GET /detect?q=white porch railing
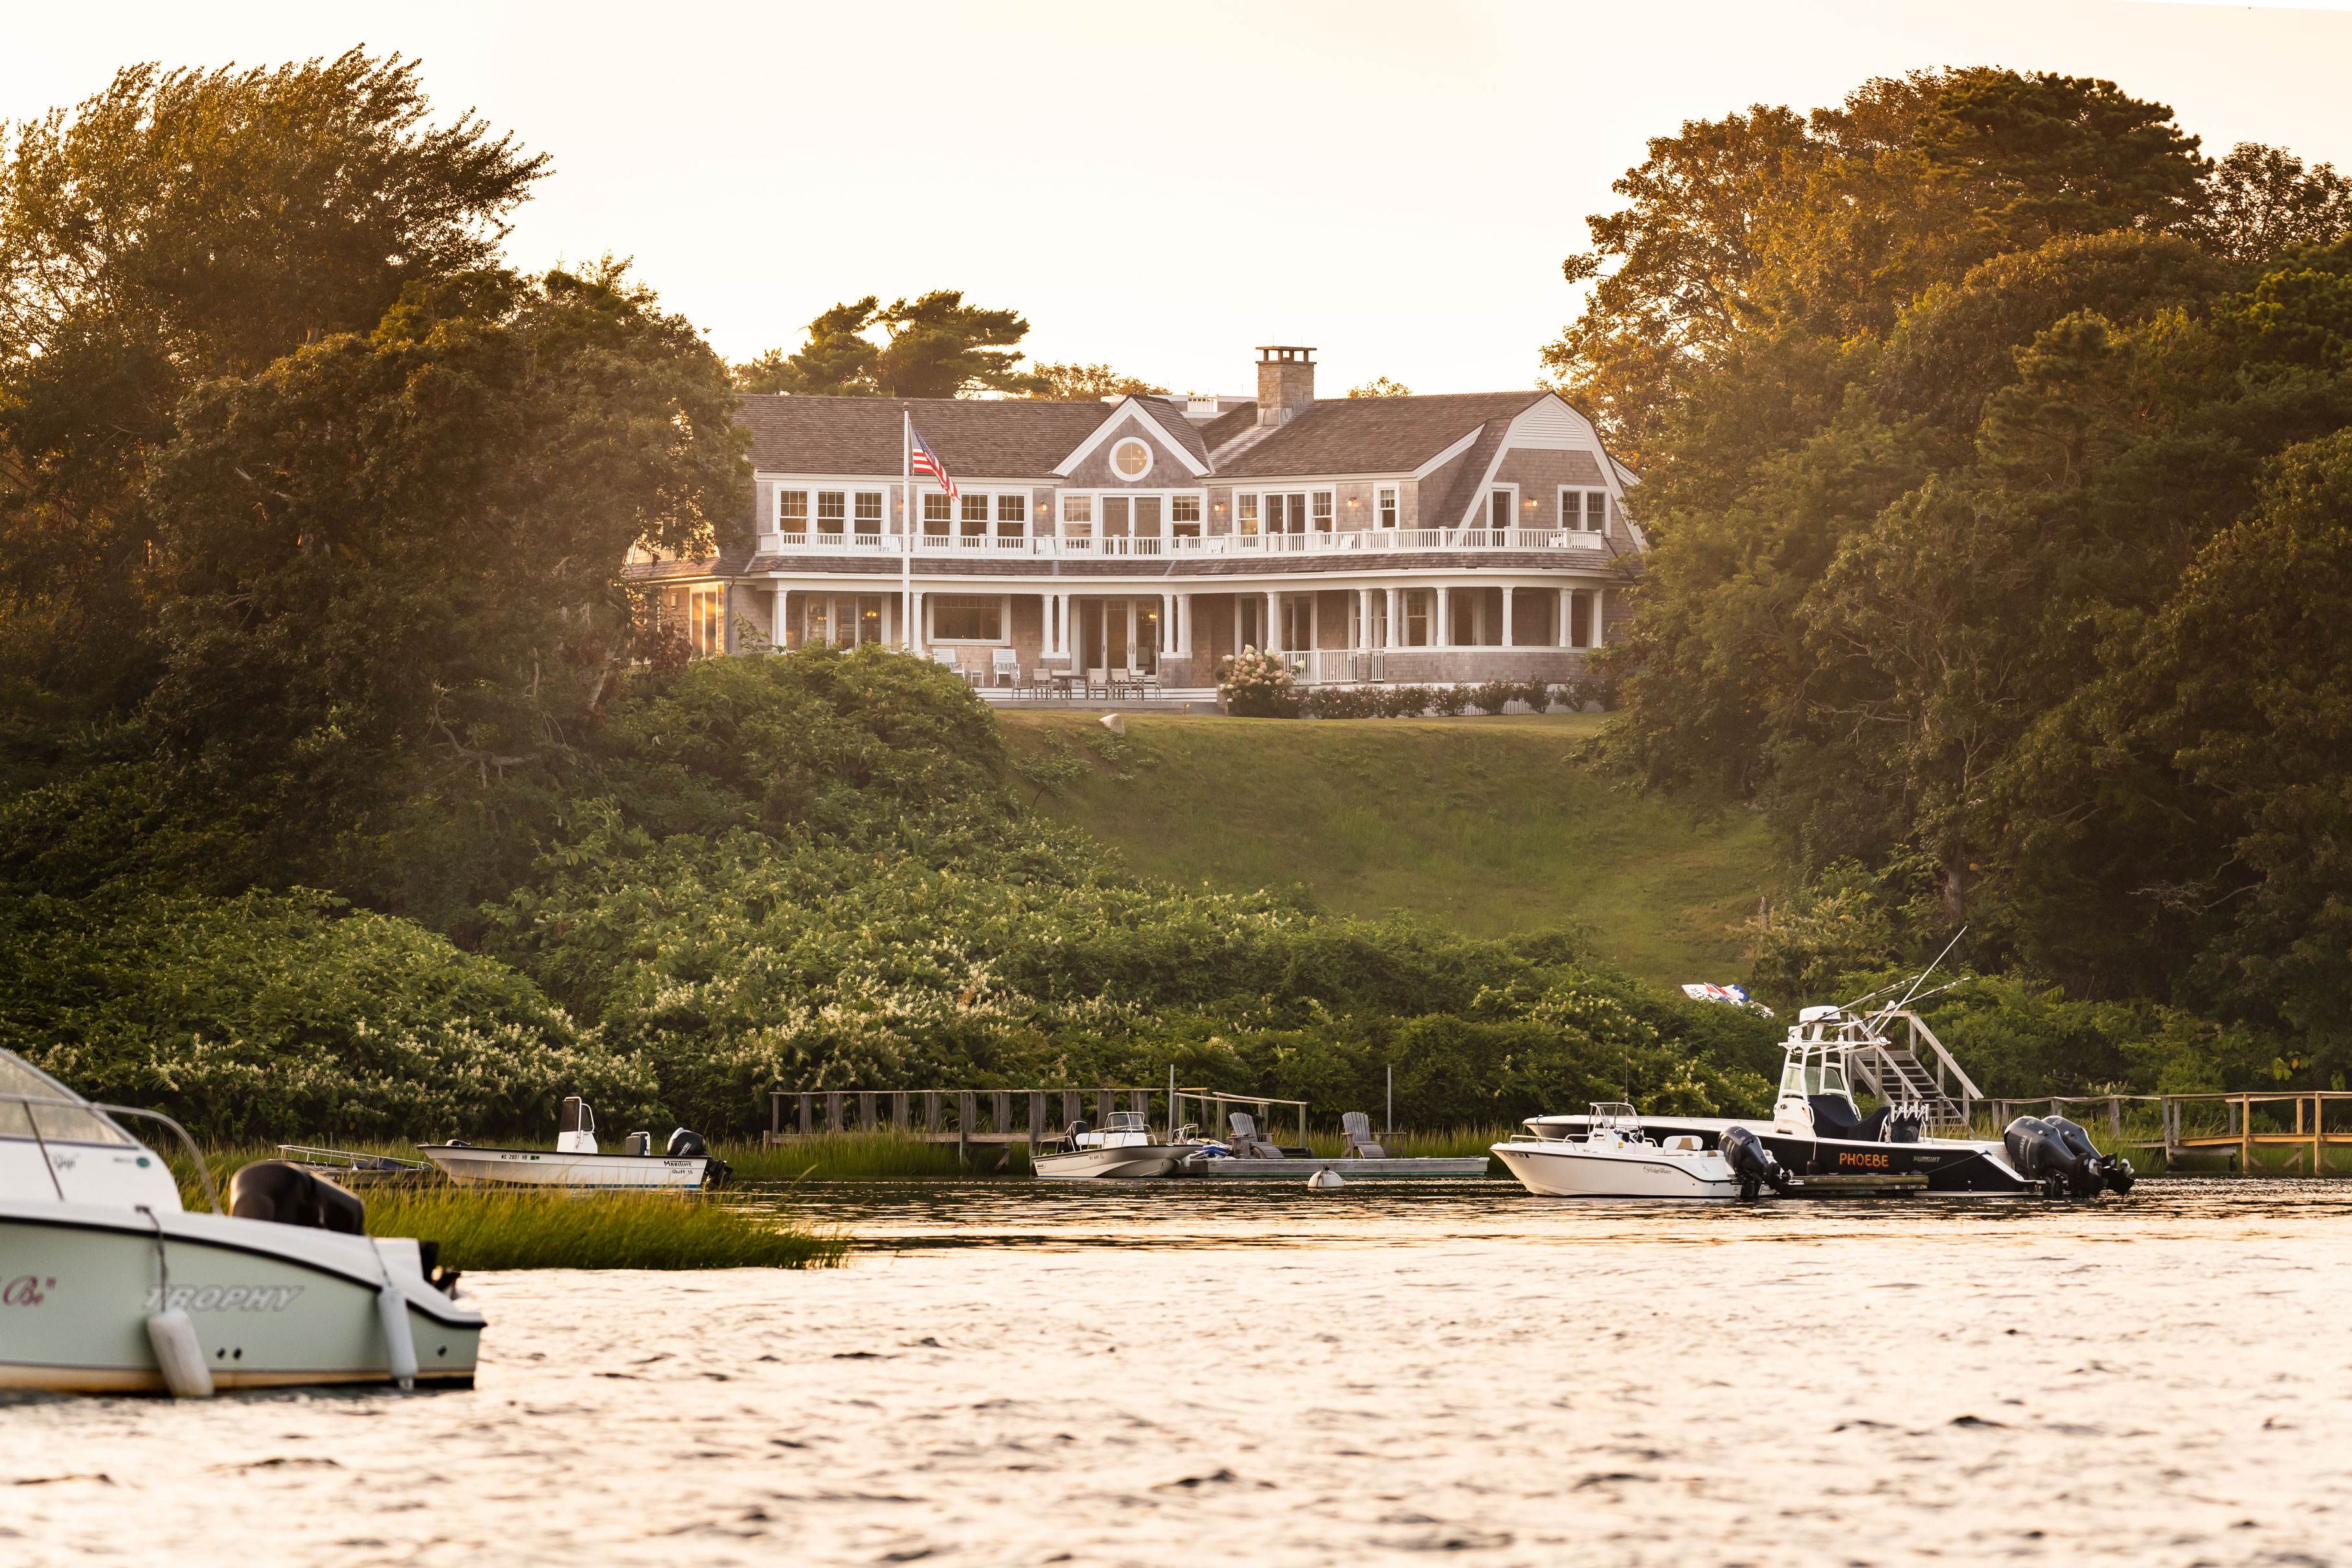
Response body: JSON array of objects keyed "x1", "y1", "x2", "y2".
[{"x1": 758, "y1": 526, "x2": 1612, "y2": 559}]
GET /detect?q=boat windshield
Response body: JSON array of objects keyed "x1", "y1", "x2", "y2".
[
  {"x1": 1106, "y1": 1111, "x2": 1149, "y2": 1133},
  {"x1": 1778, "y1": 1055, "x2": 1851, "y2": 1101},
  {"x1": 0, "y1": 1049, "x2": 137, "y2": 1145}
]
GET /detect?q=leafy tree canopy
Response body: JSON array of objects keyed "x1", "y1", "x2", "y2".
[
  {"x1": 1348, "y1": 376, "x2": 1413, "y2": 398},
  {"x1": 1025, "y1": 361, "x2": 1169, "y2": 400},
  {"x1": 732, "y1": 290, "x2": 1046, "y2": 398},
  {"x1": 0, "y1": 50, "x2": 547, "y2": 694}
]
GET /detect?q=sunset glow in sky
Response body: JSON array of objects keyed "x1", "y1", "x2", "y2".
[{"x1": 8, "y1": 1, "x2": 2350, "y2": 398}]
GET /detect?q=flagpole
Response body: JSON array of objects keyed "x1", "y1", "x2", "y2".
[{"x1": 901, "y1": 404, "x2": 914, "y2": 653}]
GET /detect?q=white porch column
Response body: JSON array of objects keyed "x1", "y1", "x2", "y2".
[
  {"x1": 773, "y1": 586, "x2": 789, "y2": 650},
  {"x1": 1500, "y1": 585, "x2": 1515, "y2": 648},
  {"x1": 1557, "y1": 587, "x2": 1571, "y2": 647},
  {"x1": 1233, "y1": 596, "x2": 1244, "y2": 655},
  {"x1": 1265, "y1": 590, "x2": 1280, "y2": 653},
  {"x1": 1592, "y1": 587, "x2": 1605, "y2": 647},
  {"x1": 1385, "y1": 586, "x2": 1400, "y2": 649}
]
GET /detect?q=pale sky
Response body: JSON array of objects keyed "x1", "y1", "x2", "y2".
[{"x1": 7, "y1": 1, "x2": 2350, "y2": 398}]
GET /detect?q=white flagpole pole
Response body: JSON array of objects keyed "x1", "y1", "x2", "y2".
[{"x1": 901, "y1": 405, "x2": 914, "y2": 653}]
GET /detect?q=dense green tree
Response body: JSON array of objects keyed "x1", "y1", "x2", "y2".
[
  {"x1": 734, "y1": 291, "x2": 1045, "y2": 398},
  {"x1": 140, "y1": 263, "x2": 748, "y2": 904},
  {"x1": 0, "y1": 50, "x2": 546, "y2": 694},
  {"x1": 1026, "y1": 361, "x2": 1168, "y2": 400},
  {"x1": 2188, "y1": 143, "x2": 2352, "y2": 263}
]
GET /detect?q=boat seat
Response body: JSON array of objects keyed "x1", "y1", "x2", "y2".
[
  {"x1": 1808, "y1": 1095, "x2": 1894, "y2": 1143},
  {"x1": 1663, "y1": 1134, "x2": 1704, "y2": 1152}
]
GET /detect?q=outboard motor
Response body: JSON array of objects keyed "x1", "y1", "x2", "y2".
[
  {"x1": 1720, "y1": 1125, "x2": 1792, "y2": 1199},
  {"x1": 1886, "y1": 1103, "x2": 1926, "y2": 1145},
  {"x1": 2003, "y1": 1116, "x2": 2105, "y2": 1200},
  {"x1": 665, "y1": 1126, "x2": 731, "y2": 1188},
  {"x1": 1063, "y1": 1119, "x2": 1091, "y2": 1153},
  {"x1": 2047, "y1": 1114, "x2": 2135, "y2": 1195},
  {"x1": 229, "y1": 1161, "x2": 367, "y2": 1233}
]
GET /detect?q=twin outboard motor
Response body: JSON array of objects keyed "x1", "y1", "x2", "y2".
[
  {"x1": 1720, "y1": 1125, "x2": 1793, "y2": 1199},
  {"x1": 2004, "y1": 1115, "x2": 2135, "y2": 1199},
  {"x1": 229, "y1": 1161, "x2": 367, "y2": 1234},
  {"x1": 1886, "y1": 1103, "x2": 1926, "y2": 1144}
]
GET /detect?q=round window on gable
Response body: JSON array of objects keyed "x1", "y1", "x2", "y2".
[{"x1": 1111, "y1": 438, "x2": 1153, "y2": 479}]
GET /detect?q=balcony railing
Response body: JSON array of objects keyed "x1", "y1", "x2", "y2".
[{"x1": 761, "y1": 527, "x2": 1613, "y2": 560}]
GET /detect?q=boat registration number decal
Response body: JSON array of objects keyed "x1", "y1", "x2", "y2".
[
  {"x1": 1838, "y1": 1152, "x2": 1892, "y2": 1170},
  {"x1": 141, "y1": 1284, "x2": 306, "y2": 1312}
]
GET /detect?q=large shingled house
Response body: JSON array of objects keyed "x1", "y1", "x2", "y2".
[{"x1": 626, "y1": 346, "x2": 1643, "y2": 694}]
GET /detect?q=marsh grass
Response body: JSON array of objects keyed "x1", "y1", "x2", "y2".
[
  {"x1": 364, "y1": 1187, "x2": 847, "y2": 1270},
  {"x1": 159, "y1": 1140, "x2": 847, "y2": 1266}
]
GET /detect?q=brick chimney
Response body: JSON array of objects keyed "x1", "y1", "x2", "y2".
[{"x1": 1255, "y1": 345, "x2": 1316, "y2": 426}]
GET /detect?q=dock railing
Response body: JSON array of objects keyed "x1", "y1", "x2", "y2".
[
  {"x1": 1170, "y1": 1088, "x2": 1309, "y2": 1151},
  {"x1": 765, "y1": 1086, "x2": 1167, "y2": 1156},
  {"x1": 1961, "y1": 1091, "x2": 2352, "y2": 1175}
]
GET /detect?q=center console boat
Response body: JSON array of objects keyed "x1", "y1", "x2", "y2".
[{"x1": 1032, "y1": 1111, "x2": 1204, "y2": 1179}]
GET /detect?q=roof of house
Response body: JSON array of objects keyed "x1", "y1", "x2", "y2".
[
  {"x1": 1212, "y1": 392, "x2": 1549, "y2": 479},
  {"x1": 737, "y1": 393, "x2": 1210, "y2": 478}
]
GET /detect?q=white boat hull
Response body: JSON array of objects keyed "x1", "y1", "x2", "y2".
[
  {"x1": 1492, "y1": 1141, "x2": 1742, "y2": 1199},
  {"x1": 1032, "y1": 1143, "x2": 1201, "y2": 1180},
  {"x1": 0, "y1": 1200, "x2": 483, "y2": 1393},
  {"x1": 421, "y1": 1146, "x2": 715, "y2": 1190}
]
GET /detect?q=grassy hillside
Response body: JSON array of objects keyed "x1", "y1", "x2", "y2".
[{"x1": 1002, "y1": 713, "x2": 1780, "y2": 985}]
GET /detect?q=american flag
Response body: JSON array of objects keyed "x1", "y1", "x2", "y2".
[{"x1": 909, "y1": 423, "x2": 956, "y2": 498}]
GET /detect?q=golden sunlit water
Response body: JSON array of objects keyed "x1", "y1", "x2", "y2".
[{"x1": 6, "y1": 1177, "x2": 2347, "y2": 1565}]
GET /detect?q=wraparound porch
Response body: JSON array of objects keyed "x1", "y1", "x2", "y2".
[{"x1": 746, "y1": 582, "x2": 1618, "y2": 689}]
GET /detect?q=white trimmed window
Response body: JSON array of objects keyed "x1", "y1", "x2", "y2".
[
  {"x1": 854, "y1": 491, "x2": 884, "y2": 533},
  {"x1": 931, "y1": 594, "x2": 1006, "y2": 642},
  {"x1": 817, "y1": 491, "x2": 846, "y2": 533},
  {"x1": 997, "y1": 493, "x2": 1027, "y2": 536},
  {"x1": 1561, "y1": 487, "x2": 1608, "y2": 532},
  {"x1": 1312, "y1": 491, "x2": 1334, "y2": 532},
  {"x1": 1377, "y1": 486, "x2": 1397, "y2": 528},
  {"x1": 923, "y1": 493, "x2": 953, "y2": 533},
  {"x1": 1488, "y1": 487, "x2": 1514, "y2": 530},
  {"x1": 778, "y1": 489, "x2": 809, "y2": 533},
  {"x1": 1171, "y1": 494, "x2": 1201, "y2": 537},
  {"x1": 1061, "y1": 494, "x2": 1093, "y2": 536},
  {"x1": 1111, "y1": 438, "x2": 1153, "y2": 479},
  {"x1": 960, "y1": 493, "x2": 989, "y2": 533},
  {"x1": 1237, "y1": 493, "x2": 1259, "y2": 535}
]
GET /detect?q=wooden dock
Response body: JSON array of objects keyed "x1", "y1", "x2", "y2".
[
  {"x1": 763, "y1": 1086, "x2": 1163, "y2": 1160},
  {"x1": 1964, "y1": 1092, "x2": 2352, "y2": 1175}
]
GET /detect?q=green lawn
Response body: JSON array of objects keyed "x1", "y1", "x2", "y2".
[{"x1": 1001, "y1": 712, "x2": 1782, "y2": 985}]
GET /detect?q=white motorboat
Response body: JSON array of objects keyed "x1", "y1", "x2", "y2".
[
  {"x1": 1493, "y1": 1103, "x2": 1745, "y2": 1198},
  {"x1": 418, "y1": 1097, "x2": 732, "y2": 1190},
  {"x1": 0, "y1": 1049, "x2": 482, "y2": 1396},
  {"x1": 1032, "y1": 1112, "x2": 1204, "y2": 1179}
]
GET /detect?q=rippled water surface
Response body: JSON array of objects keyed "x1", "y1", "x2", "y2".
[{"x1": 9, "y1": 1177, "x2": 2351, "y2": 1566}]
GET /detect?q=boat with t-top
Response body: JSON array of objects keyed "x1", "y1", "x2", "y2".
[{"x1": 1504, "y1": 996, "x2": 2134, "y2": 1198}]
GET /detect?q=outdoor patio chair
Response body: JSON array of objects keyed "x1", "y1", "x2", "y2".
[
  {"x1": 1086, "y1": 666, "x2": 1109, "y2": 699},
  {"x1": 1227, "y1": 1112, "x2": 1285, "y2": 1159},
  {"x1": 1340, "y1": 1111, "x2": 1386, "y2": 1159},
  {"x1": 991, "y1": 648, "x2": 1019, "y2": 687}
]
